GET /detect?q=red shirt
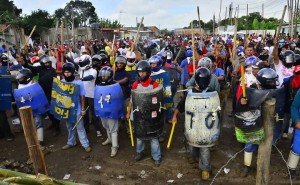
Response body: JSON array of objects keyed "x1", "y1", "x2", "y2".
[{"x1": 132, "y1": 77, "x2": 159, "y2": 90}]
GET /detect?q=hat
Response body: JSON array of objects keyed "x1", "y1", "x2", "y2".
[{"x1": 294, "y1": 65, "x2": 300, "y2": 72}]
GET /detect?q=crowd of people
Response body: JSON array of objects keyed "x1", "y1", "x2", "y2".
[{"x1": 0, "y1": 32, "x2": 300, "y2": 181}]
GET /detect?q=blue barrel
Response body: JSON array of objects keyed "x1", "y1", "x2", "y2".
[{"x1": 292, "y1": 129, "x2": 300, "y2": 155}]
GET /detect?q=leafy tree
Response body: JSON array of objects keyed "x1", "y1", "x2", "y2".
[
  {"x1": 98, "y1": 18, "x2": 121, "y2": 28},
  {"x1": 252, "y1": 18, "x2": 260, "y2": 30},
  {"x1": 260, "y1": 20, "x2": 266, "y2": 29},
  {"x1": 22, "y1": 9, "x2": 54, "y2": 39},
  {"x1": 0, "y1": 0, "x2": 22, "y2": 24},
  {"x1": 54, "y1": 0, "x2": 98, "y2": 27}
]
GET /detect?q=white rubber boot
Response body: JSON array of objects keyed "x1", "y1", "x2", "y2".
[
  {"x1": 110, "y1": 132, "x2": 119, "y2": 157},
  {"x1": 37, "y1": 128, "x2": 44, "y2": 142},
  {"x1": 287, "y1": 151, "x2": 300, "y2": 170}
]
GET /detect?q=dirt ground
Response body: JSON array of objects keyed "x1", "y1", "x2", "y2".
[{"x1": 0, "y1": 96, "x2": 299, "y2": 185}]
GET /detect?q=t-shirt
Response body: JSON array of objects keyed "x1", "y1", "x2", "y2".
[
  {"x1": 274, "y1": 60, "x2": 294, "y2": 88},
  {"x1": 62, "y1": 79, "x2": 85, "y2": 116},
  {"x1": 78, "y1": 67, "x2": 97, "y2": 98}
]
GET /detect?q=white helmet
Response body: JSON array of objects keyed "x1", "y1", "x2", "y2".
[
  {"x1": 126, "y1": 51, "x2": 136, "y2": 59},
  {"x1": 198, "y1": 57, "x2": 212, "y2": 69}
]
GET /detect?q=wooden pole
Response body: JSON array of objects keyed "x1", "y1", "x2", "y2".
[
  {"x1": 22, "y1": 25, "x2": 36, "y2": 49},
  {"x1": 197, "y1": 6, "x2": 202, "y2": 42},
  {"x1": 130, "y1": 17, "x2": 144, "y2": 53},
  {"x1": 276, "y1": 5, "x2": 287, "y2": 37},
  {"x1": 191, "y1": 23, "x2": 196, "y2": 75},
  {"x1": 246, "y1": 4, "x2": 249, "y2": 36},
  {"x1": 256, "y1": 98, "x2": 276, "y2": 185},
  {"x1": 19, "y1": 106, "x2": 48, "y2": 175}
]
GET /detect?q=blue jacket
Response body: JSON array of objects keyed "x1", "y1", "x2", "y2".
[{"x1": 291, "y1": 90, "x2": 300, "y2": 123}]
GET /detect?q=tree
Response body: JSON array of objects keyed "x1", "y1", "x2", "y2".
[
  {"x1": 98, "y1": 18, "x2": 121, "y2": 28},
  {"x1": 54, "y1": 0, "x2": 98, "y2": 28},
  {"x1": 252, "y1": 18, "x2": 260, "y2": 30},
  {"x1": 22, "y1": 9, "x2": 54, "y2": 39},
  {"x1": 0, "y1": 0, "x2": 22, "y2": 24},
  {"x1": 260, "y1": 20, "x2": 266, "y2": 30}
]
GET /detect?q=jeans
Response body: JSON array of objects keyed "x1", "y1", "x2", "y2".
[
  {"x1": 192, "y1": 146, "x2": 211, "y2": 171},
  {"x1": 245, "y1": 143, "x2": 258, "y2": 153},
  {"x1": 34, "y1": 115, "x2": 43, "y2": 129},
  {"x1": 283, "y1": 113, "x2": 291, "y2": 134},
  {"x1": 273, "y1": 119, "x2": 284, "y2": 144},
  {"x1": 136, "y1": 138, "x2": 161, "y2": 161},
  {"x1": 84, "y1": 97, "x2": 101, "y2": 132},
  {"x1": 0, "y1": 111, "x2": 14, "y2": 138},
  {"x1": 66, "y1": 115, "x2": 90, "y2": 148}
]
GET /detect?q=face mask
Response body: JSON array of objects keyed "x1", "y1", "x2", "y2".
[{"x1": 64, "y1": 75, "x2": 75, "y2": 82}]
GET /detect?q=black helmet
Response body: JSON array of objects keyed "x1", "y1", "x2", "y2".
[
  {"x1": 195, "y1": 67, "x2": 211, "y2": 91},
  {"x1": 282, "y1": 50, "x2": 295, "y2": 68},
  {"x1": 16, "y1": 68, "x2": 33, "y2": 84},
  {"x1": 257, "y1": 68, "x2": 278, "y2": 89},
  {"x1": 136, "y1": 60, "x2": 151, "y2": 81},
  {"x1": 62, "y1": 62, "x2": 76, "y2": 74},
  {"x1": 99, "y1": 66, "x2": 113, "y2": 82}
]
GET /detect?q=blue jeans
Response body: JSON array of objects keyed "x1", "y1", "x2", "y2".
[
  {"x1": 66, "y1": 115, "x2": 90, "y2": 149},
  {"x1": 245, "y1": 143, "x2": 258, "y2": 153},
  {"x1": 192, "y1": 146, "x2": 211, "y2": 171},
  {"x1": 34, "y1": 115, "x2": 43, "y2": 129},
  {"x1": 136, "y1": 138, "x2": 161, "y2": 161},
  {"x1": 273, "y1": 119, "x2": 284, "y2": 144}
]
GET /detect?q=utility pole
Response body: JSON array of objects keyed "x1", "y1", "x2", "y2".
[
  {"x1": 247, "y1": 4, "x2": 249, "y2": 35},
  {"x1": 262, "y1": 3, "x2": 264, "y2": 18}
]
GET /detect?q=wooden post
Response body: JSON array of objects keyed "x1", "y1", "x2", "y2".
[
  {"x1": 19, "y1": 106, "x2": 48, "y2": 175},
  {"x1": 256, "y1": 98, "x2": 276, "y2": 185}
]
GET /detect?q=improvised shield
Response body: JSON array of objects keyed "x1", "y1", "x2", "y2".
[
  {"x1": 151, "y1": 71, "x2": 173, "y2": 109},
  {"x1": 14, "y1": 83, "x2": 49, "y2": 116},
  {"x1": 50, "y1": 78, "x2": 80, "y2": 123},
  {"x1": 234, "y1": 109, "x2": 264, "y2": 143},
  {"x1": 0, "y1": 66, "x2": 8, "y2": 75},
  {"x1": 0, "y1": 75, "x2": 12, "y2": 110},
  {"x1": 185, "y1": 90, "x2": 221, "y2": 147},
  {"x1": 94, "y1": 83, "x2": 124, "y2": 119},
  {"x1": 131, "y1": 85, "x2": 164, "y2": 140}
]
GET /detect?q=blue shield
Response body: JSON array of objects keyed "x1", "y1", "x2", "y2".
[
  {"x1": 14, "y1": 83, "x2": 49, "y2": 116},
  {"x1": 0, "y1": 66, "x2": 8, "y2": 75},
  {"x1": 0, "y1": 76, "x2": 12, "y2": 110},
  {"x1": 94, "y1": 83, "x2": 124, "y2": 119},
  {"x1": 151, "y1": 71, "x2": 174, "y2": 109},
  {"x1": 50, "y1": 78, "x2": 80, "y2": 123}
]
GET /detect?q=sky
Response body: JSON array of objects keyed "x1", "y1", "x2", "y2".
[{"x1": 13, "y1": 0, "x2": 287, "y2": 30}]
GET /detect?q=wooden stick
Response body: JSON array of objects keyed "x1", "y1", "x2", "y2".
[
  {"x1": 276, "y1": 5, "x2": 287, "y2": 37},
  {"x1": 256, "y1": 98, "x2": 276, "y2": 185},
  {"x1": 197, "y1": 6, "x2": 203, "y2": 42},
  {"x1": 112, "y1": 34, "x2": 116, "y2": 80},
  {"x1": 19, "y1": 106, "x2": 48, "y2": 176},
  {"x1": 22, "y1": 25, "x2": 36, "y2": 49},
  {"x1": 130, "y1": 17, "x2": 144, "y2": 53},
  {"x1": 191, "y1": 23, "x2": 196, "y2": 75},
  {"x1": 127, "y1": 107, "x2": 134, "y2": 147},
  {"x1": 167, "y1": 122, "x2": 176, "y2": 149},
  {"x1": 240, "y1": 64, "x2": 246, "y2": 97}
]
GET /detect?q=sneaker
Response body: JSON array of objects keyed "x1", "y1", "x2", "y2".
[
  {"x1": 96, "y1": 131, "x2": 102, "y2": 137},
  {"x1": 102, "y1": 139, "x2": 111, "y2": 146},
  {"x1": 241, "y1": 166, "x2": 251, "y2": 177},
  {"x1": 85, "y1": 146, "x2": 92, "y2": 153},
  {"x1": 62, "y1": 144, "x2": 75, "y2": 150},
  {"x1": 134, "y1": 152, "x2": 144, "y2": 162},
  {"x1": 154, "y1": 159, "x2": 161, "y2": 167},
  {"x1": 110, "y1": 148, "x2": 118, "y2": 157},
  {"x1": 201, "y1": 170, "x2": 210, "y2": 180}
]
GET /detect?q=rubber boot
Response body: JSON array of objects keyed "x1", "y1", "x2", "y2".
[
  {"x1": 287, "y1": 151, "x2": 300, "y2": 179},
  {"x1": 37, "y1": 128, "x2": 45, "y2": 150},
  {"x1": 241, "y1": 152, "x2": 252, "y2": 177},
  {"x1": 110, "y1": 132, "x2": 119, "y2": 157}
]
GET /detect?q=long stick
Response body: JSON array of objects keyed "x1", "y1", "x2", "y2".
[
  {"x1": 130, "y1": 17, "x2": 144, "y2": 53},
  {"x1": 240, "y1": 64, "x2": 246, "y2": 97},
  {"x1": 127, "y1": 107, "x2": 134, "y2": 147},
  {"x1": 167, "y1": 122, "x2": 176, "y2": 149},
  {"x1": 22, "y1": 25, "x2": 36, "y2": 49},
  {"x1": 191, "y1": 23, "x2": 196, "y2": 75},
  {"x1": 197, "y1": 6, "x2": 202, "y2": 42},
  {"x1": 112, "y1": 34, "x2": 116, "y2": 80},
  {"x1": 72, "y1": 106, "x2": 89, "y2": 130},
  {"x1": 276, "y1": 5, "x2": 287, "y2": 36},
  {"x1": 174, "y1": 46, "x2": 184, "y2": 64}
]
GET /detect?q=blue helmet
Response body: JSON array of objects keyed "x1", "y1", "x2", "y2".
[
  {"x1": 148, "y1": 55, "x2": 163, "y2": 72},
  {"x1": 245, "y1": 56, "x2": 258, "y2": 67},
  {"x1": 185, "y1": 49, "x2": 193, "y2": 57},
  {"x1": 237, "y1": 46, "x2": 244, "y2": 57}
]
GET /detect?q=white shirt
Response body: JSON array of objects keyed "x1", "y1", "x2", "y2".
[
  {"x1": 78, "y1": 67, "x2": 97, "y2": 98},
  {"x1": 18, "y1": 81, "x2": 34, "y2": 89},
  {"x1": 274, "y1": 60, "x2": 294, "y2": 88}
]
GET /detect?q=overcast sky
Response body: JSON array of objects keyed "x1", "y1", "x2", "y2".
[{"x1": 14, "y1": 0, "x2": 287, "y2": 30}]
